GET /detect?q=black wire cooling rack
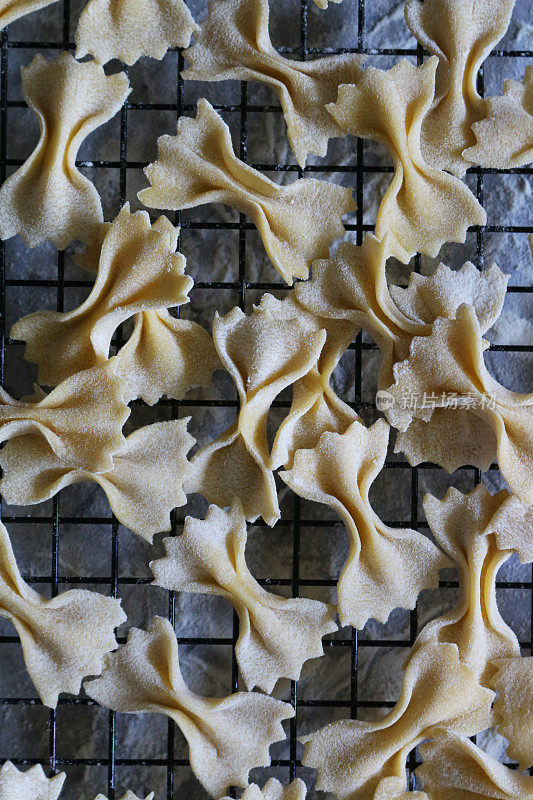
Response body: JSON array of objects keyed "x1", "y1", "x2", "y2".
[{"x1": 0, "y1": 0, "x2": 532, "y2": 798}]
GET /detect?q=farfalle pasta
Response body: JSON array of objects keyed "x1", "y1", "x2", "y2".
[
  {"x1": 185, "y1": 304, "x2": 326, "y2": 526},
  {"x1": 12, "y1": 205, "x2": 196, "y2": 388},
  {"x1": 76, "y1": 0, "x2": 198, "y2": 65},
  {"x1": 0, "y1": 520, "x2": 125, "y2": 708},
  {"x1": 85, "y1": 616, "x2": 294, "y2": 798},
  {"x1": 386, "y1": 305, "x2": 533, "y2": 503},
  {"x1": 302, "y1": 641, "x2": 494, "y2": 800},
  {"x1": 151, "y1": 501, "x2": 337, "y2": 692},
  {"x1": 464, "y1": 66, "x2": 533, "y2": 169},
  {"x1": 221, "y1": 780, "x2": 307, "y2": 800},
  {"x1": 0, "y1": 419, "x2": 194, "y2": 541},
  {"x1": 489, "y1": 657, "x2": 533, "y2": 770},
  {"x1": 405, "y1": 0, "x2": 516, "y2": 175},
  {"x1": 183, "y1": 0, "x2": 363, "y2": 167},
  {"x1": 138, "y1": 99, "x2": 355, "y2": 284},
  {"x1": 0, "y1": 0, "x2": 59, "y2": 29},
  {"x1": 327, "y1": 59, "x2": 486, "y2": 262},
  {"x1": 0, "y1": 53, "x2": 130, "y2": 249},
  {"x1": 0, "y1": 362, "x2": 128, "y2": 474},
  {"x1": 258, "y1": 293, "x2": 358, "y2": 469},
  {"x1": 0, "y1": 762, "x2": 65, "y2": 800},
  {"x1": 281, "y1": 420, "x2": 447, "y2": 628},
  {"x1": 414, "y1": 485, "x2": 522, "y2": 683},
  {"x1": 417, "y1": 731, "x2": 533, "y2": 800}
]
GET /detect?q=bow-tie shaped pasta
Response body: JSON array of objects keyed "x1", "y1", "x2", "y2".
[
  {"x1": 183, "y1": 0, "x2": 363, "y2": 167},
  {"x1": 0, "y1": 762, "x2": 65, "y2": 800},
  {"x1": 76, "y1": 0, "x2": 198, "y2": 65},
  {"x1": 295, "y1": 234, "x2": 507, "y2": 398},
  {"x1": 151, "y1": 501, "x2": 337, "y2": 692},
  {"x1": 0, "y1": 0, "x2": 59, "y2": 31},
  {"x1": 301, "y1": 641, "x2": 494, "y2": 800},
  {"x1": 0, "y1": 362, "x2": 128, "y2": 474},
  {"x1": 0, "y1": 419, "x2": 194, "y2": 542},
  {"x1": 138, "y1": 99, "x2": 355, "y2": 284},
  {"x1": 0, "y1": 520, "x2": 125, "y2": 708},
  {"x1": 0, "y1": 53, "x2": 130, "y2": 249},
  {"x1": 85, "y1": 616, "x2": 294, "y2": 799},
  {"x1": 405, "y1": 0, "x2": 517, "y2": 175},
  {"x1": 11, "y1": 205, "x2": 199, "y2": 390},
  {"x1": 185, "y1": 304, "x2": 326, "y2": 526},
  {"x1": 414, "y1": 485, "x2": 523, "y2": 684},
  {"x1": 221, "y1": 780, "x2": 307, "y2": 800},
  {"x1": 281, "y1": 420, "x2": 447, "y2": 628},
  {"x1": 257, "y1": 293, "x2": 358, "y2": 470},
  {"x1": 417, "y1": 731, "x2": 533, "y2": 800},
  {"x1": 489, "y1": 657, "x2": 533, "y2": 770},
  {"x1": 386, "y1": 305, "x2": 533, "y2": 503},
  {"x1": 327, "y1": 59, "x2": 486, "y2": 262},
  {"x1": 463, "y1": 67, "x2": 533, "y2": 169}
]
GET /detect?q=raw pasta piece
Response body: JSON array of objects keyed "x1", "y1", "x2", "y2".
[
  {"x1": 0, "y1": 420, "x2": 194, "y2": 542},
  {"x1": 301, "y1": 641, "x2": 494, "y2": 800},
  {"x1": 0, "y1": 762, "x2": 65, "y2": 800},
  {"x1": 185, "y1": 304, "x2": 326, "y2": 526},
  {"x1": 151, "y1": 501, "x2": 337, "y2": 692},
  {"x1": 85, "y1": 616, "x2": 294, "y2": 798},
  {"x1": 312, "y1": 0, "x2": 341, "y2": 7},
  {"x1": 280, "y1": 420, "x2": 447, "y2": 628},
  {"x1": 11, "y1": 205, "x2": 193, "y2": 387},
  {"x1": 95, "y1": 794, "x2": 154, "y2": 800},
  {"x1": 417, "y1": 730, "x2": 533, "y2": 800},
  {"x1": 373, "y1": 778, "x2": 428, "y2": 800},
  {"x1": 220, "y1": 779, "x2": 307, "y2": 800},
  {"x1": 386, "y1": 305, "x2": 533, "y2": 503},
  {"x1": 464, "y1": 66, "x2": 533, "y2": 169},
  {"x1": 0, "y1": 362, "x2": 128, "y2": 474},
  {"x1": 327, "y1": 59, "x2": 486, "y2": 262},
  {"x1": 0, "y1": 53, "x2": 130, "y2": 249},
  {"x1": 76, "y1": 0, "x2": 198, "y2": 65},
  {"x1": 183, "y1": 0, "x2": 364, "y2": 166},
  {"x1": 115, "y1": 310, "x2": 220, "y2": 406},
  {"x1": 0, "y1": 520, "x2": 125, "y2": 708},
  {"x1": 258, "y1": 293, "x2": 358, "y2": 469},
  {"x1": 414, "y1": 485, "x2": 521, "y2": 684},
  {"x1": 489, "y1": 657, "x2": 533, "y2": 770},
  {"x1": 138, "y1": 99, "x2": 355, "y2": 284},
  {"x1": 0, "y1": 0, "x2": 60, "y2": 30},
  {"x1": 405, "y1": 0, "x2": 517, "y2": 176},
  {"x1": 295, "y1": 235, "x2": 507, "y2": 391}
]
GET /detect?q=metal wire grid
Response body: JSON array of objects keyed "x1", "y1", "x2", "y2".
[{"x1": 0, "y1": 0, "x2": 531, "y2": 798}]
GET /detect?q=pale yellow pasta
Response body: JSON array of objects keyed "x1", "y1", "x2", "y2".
[
  {"x1": 0, "y1": 520, "x2": 125, "y2": 708},
  {"x1": 183, "y1": 0, "x2": 363, "y2": 166},
  {"x1": 220, "y1": 780, "x2": 307, "y2": 800},
  {"x1": 11, "y1": 205, "x2": 192, "y2": 387},
  {"x1": 464, "y1": 66, "x2": 533, "y2": 169},
  {"x1": 0, "y1": 53, "x2": 129, "y2": 249},
  {"x1": 489, "y1": 657, "x2": 533, "y2": 770},
  {"x1": 0, "y1": 420, "x2": 194, "y2": 542},
  {"x1": 258, "y1": 293, "x2": 358, "y2": 469},
  {"x1": 96, "y1": 794, "x2": 154, "y2": 800},
  {"x1": 0, "y1": 362, "x2": 128, "y2": 474},
  {"x1": 281, "y1": 420, "x2": 447, "y2": 628},
  {"x1": 76, "y1": 0, "x2": 198, "y2": 65},
  {"x1": 0, "y1": 762, "x2": 65, "y2": 800},
  {"x1": 151, "y1": 501, "x2": 337, "y2": 693},
  {"x1": 417, "y1": 731, "x2": 533, "y2": 800},
  {"x1": 85, "y1": 616, "x2": 295, "y2": 799},
  {"x1": 386, "y1": 305, "x2": 533, "y2": 503},
  {"x1": 405, "y1": 0, "x2": 516, "y2": 175},
  {"x1": 185, "y1": 304, "x2": 326, "y2": 526},
  {"x1": 138, "y1": 99, "x2": 355, "y2": 284},
  {"x1": 415, "y1": 485, "x2": 522, "y2": 684},
  {"x1": 0, "y1": 0, "x2": 59, "y2": 31},
  {"x1": 301, "y1": 641, "x2": 494, "y2": 800},
  {"x1": 327, "y1": 59, "x2": 486, "y2": 262}
]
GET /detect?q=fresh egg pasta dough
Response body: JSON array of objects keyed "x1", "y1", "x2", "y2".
[
  {"x1": 0, "y1": 0, "x2": 59, "y2": 31},
  {"x1": 220, "y1": 780, "x2": 307, "y2": 800},
  {"x1": 489, "y1": 657, "x2": 533, "y2": 770}
]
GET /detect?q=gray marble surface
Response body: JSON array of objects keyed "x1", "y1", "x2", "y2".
[{"x1": 0, "y1": 1, "x2": 531, "y2": 798}]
